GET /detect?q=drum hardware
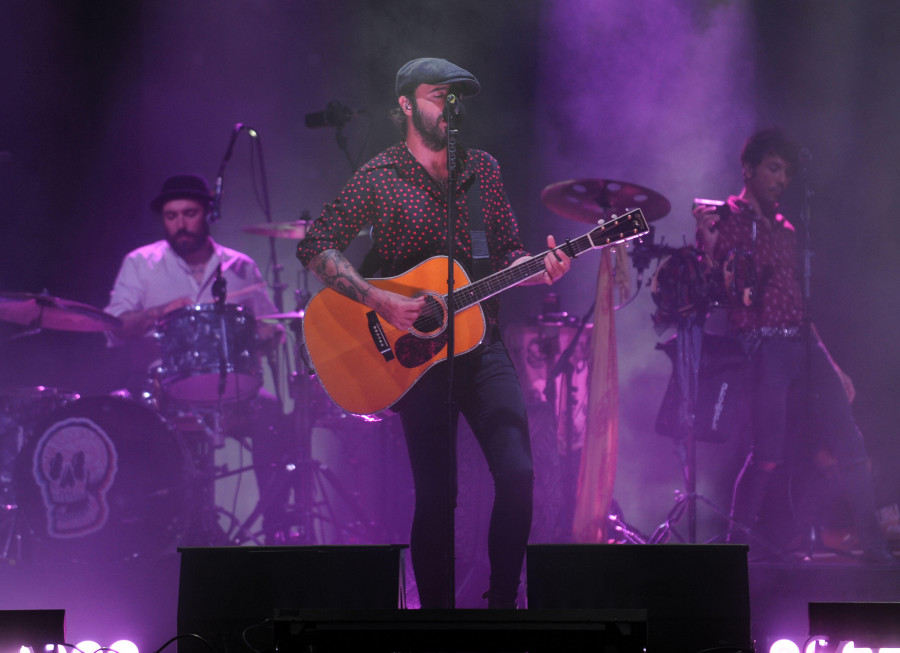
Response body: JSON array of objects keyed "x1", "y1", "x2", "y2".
[
  {"x1": 178, "y1": 419, "x2": 239, "y2": 547},
  {"x1": 648, "y1": 252, "x2": 740, "y2": 545},
  {"x1": 220, "y1": 277, "x2": 386, "y2": 546},
  {"x1": 258, "y1": 310, "x2": 304, "y2": 321},
  {"x1": 0, "y1": 291, "x2": 122, "y2": 335}
]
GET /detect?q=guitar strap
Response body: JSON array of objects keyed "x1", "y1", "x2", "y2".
[{"x1": 464, "y1": 173, "x2": 492, "y2": 281}]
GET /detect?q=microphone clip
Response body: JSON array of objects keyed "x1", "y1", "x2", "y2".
[{"x1": 212, "y1": 263, "x2": 227, "y2": 309}]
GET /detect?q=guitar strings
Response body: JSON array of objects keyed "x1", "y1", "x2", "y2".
[{"x1": 406, "y1": 212, "x2": 645, "y2": 327}]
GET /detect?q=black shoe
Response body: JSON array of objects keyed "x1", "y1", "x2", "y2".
[{"x1": 482, "y1": 590, "x2": 518, "y2": 609}]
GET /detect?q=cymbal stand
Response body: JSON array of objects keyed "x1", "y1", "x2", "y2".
[
  {"x1": 178, "y1": 412, "x2": 233, "y2": 546},
  {"x1": 648, "y1": 317, "x2": 709, "y2": 544},
  {"x1": 0, "y1": 417, "x2": 22, "y2": 561},
  {"x1": 225, "y1": 274, "x2": 382, "y2": 545},
  {"x1": 543, "y1": 300, "x2": 594, "y2": 534}
]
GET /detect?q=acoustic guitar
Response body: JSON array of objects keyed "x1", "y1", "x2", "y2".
[{"x1": 303, "y1": 208, "x2": 649, "y2": 415}]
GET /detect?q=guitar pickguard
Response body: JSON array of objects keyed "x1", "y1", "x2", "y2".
[{"x1": 395, "y1": 331, "x2": 449, "y2": 368}]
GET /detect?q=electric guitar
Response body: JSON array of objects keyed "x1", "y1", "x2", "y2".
[{"x1": 303, "y1": 208, "x2": 649, "y2": 415}]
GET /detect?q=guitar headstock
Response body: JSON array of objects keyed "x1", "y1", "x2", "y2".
[{"x1": 587, "y1": 208, "x2": 650, "y2": 249}]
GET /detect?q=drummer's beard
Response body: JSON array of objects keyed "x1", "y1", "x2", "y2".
[{"x1": 167, "y1": 224, "x2": 210, "y2": 258}]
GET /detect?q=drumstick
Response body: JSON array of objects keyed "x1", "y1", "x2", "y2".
[{"x1": 225, "y1": 282, "x2": 268, "y2": 302}]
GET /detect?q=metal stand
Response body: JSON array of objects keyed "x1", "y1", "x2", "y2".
[
  {"x1": 216, "y1": 281, "x2": 382, "y2": 546},
  {"x1": 649, "y1": 318, "x2": 729, "y2": 544}
]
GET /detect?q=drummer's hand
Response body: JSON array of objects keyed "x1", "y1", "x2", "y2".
[
  {"x1": 159, "y1": 296, "x2": 193, "y2": 318},
  {"x1": 118, "y1": 296, "x2": 192, "y2": 339}
]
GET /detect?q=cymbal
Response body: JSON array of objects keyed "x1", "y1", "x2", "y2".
[
  {"x1": 258, "y1": 310, "x2": 305, "y2": 321},
  {"x1": 0, "y1": 292, "x2": 123, "y2": 332},
  {"x1": 242, "y1": 220, "x2": 312, "y2": 239},
  {"x1": 540, "y1": 178, "x2": 671, "y2": 223}
]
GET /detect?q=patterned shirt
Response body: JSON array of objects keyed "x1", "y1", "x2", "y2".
[
  {"x1": 707, "y1": 196, "x2": 804, "y2": 331},
  {"x1": 296, "y1": 142, "x2": 529, "y2": 328}
]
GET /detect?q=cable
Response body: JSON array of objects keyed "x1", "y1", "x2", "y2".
[{"x1": 150, "y1": 633, "x2": 219, "y2": 653}]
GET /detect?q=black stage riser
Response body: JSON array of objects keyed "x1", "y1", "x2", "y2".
[
  {"x1": 526, "y1": 543, "x2": 753, "y2": 653},
  {"x1": 176, "y1": 545, "x2": 406, "y2": 653}
]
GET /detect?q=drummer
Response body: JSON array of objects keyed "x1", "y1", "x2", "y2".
[
  {"x1": 106, "y1": 174, "x2": 280, "y2": 341},
  {"x1": 104, "y1": 173, "x2": 291, "y2": 542}
]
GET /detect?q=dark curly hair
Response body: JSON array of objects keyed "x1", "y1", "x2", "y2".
[{"x1": 740, "y1": 127, "x2": 800, "y2": 174}]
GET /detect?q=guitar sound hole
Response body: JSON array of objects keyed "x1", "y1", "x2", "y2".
[{"x1": 412, "y1": 295, "x2": 445, "y2": 336}]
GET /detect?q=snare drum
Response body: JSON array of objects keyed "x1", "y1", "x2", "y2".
[
  {"x1": 155, "y1": 303, "x2": 261, "y2": 404},
  {"x1": 14, "y1": 395, "x2": 193, "y2": 563}
]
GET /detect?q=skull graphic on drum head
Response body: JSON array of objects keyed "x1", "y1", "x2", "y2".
[{"x1": 32, "y1": 417, "x2": 118, "y2": 538}]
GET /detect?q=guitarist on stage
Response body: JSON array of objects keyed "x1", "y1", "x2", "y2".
[
  {"x1": 694, "y1": 128, "x2": 891, "y2": 562},
  {"x1": 296, "y1": 57, "x2": 571, "y2": 608}
]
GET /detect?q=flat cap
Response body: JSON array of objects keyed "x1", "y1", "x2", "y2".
[{"x1": 395, "y1": 57, "x2": 481, "y2": 98}]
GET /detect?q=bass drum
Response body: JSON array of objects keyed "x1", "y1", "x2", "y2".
[
  {"x1": 1, "y1": 386, "x2": 79, "y2": 491},
  {"x1": 15, "y1": 395, "x2": 193, "y2": 564}
]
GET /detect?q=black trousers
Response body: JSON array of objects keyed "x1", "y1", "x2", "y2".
[{"x1": 397, "y1": 333, "x2": 533, "y2": 608}]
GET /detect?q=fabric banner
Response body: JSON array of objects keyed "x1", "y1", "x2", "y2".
[{"x1": 572, "y1": 246, "x2": 624, "y2": 542}]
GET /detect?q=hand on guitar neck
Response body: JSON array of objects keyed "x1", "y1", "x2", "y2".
[{"x1": 511, "y1": 234, "x2": 572, "y2": 286}]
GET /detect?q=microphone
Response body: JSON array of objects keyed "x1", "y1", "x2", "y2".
[
  {"x1": 443, "y1": 94, "x2": 465, "y2": 123},
  {"x1": 304, "y1": 101, "x2": 363, "y2": 129},
  {"x1": 210, "y1": 123, "x2": 247, "y2": 223}
]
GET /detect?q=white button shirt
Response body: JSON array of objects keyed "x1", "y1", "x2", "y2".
[{"x1": 105, "y1": 238, "x2": 278, "y2": 325}]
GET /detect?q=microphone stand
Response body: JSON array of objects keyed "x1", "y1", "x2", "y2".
[
  {"x1": 211, "y1": 123, "x2": 243, "y2": 224},
  {"x1": 797, "y1": 148, "x2": 818, "y2": 553},
  {"x1": 441, "y1": 95, "x2": 461, "y2": 609},
  {"x1": 249, "y1": 129, "x2": 286, "y2": 314}
]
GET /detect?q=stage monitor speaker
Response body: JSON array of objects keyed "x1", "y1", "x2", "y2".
[
  {"x1": 0, "y1": 609, "x2": 65, "y2": 649},
  {"x1": 527, "y1": 543, "x2": 752, "y2": 653},
  {"x1": 176, "y1": 545, "x2": 406, "y2": 653},
  {"x1": 273, "y1": 608, "x2": 648, "y2": 652}
]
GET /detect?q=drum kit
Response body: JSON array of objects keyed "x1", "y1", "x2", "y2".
[{"x1": 0, "y1": 289, "x2": 287, "y2": 563}]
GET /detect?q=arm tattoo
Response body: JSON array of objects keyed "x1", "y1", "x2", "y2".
[{"x1": 310, "y1": 249, "x2": 373, "y2": 305}]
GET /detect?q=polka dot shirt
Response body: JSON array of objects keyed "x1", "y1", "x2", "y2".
[
  {"x1": 296, "y1": 142, "x2": 530, "y2": 328},
  {"x1": 710, "y1": 197, "x2": 804, "y2": 331}
]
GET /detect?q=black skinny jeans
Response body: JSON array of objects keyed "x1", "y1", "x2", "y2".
[{"x1": 398, "y1": 332, "x2": 534, "y2": 608}]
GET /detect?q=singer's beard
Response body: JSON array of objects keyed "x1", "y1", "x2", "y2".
[{"x1": 411, "y1": 101, "x2": 447, "y2": 152}]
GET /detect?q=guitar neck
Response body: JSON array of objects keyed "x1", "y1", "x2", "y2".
[
  {"x1": 448, "y1": 234, "x2": 590, "y2": 312},
  {"x1": 448, "y1": 208, "x2": 648, "y2": 312}
]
